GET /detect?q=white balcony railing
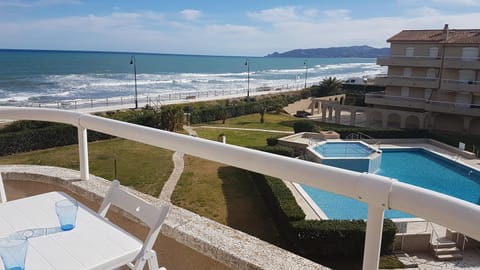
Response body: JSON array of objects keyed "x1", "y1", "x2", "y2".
[{"x1": 1, "y1": 107, "x2": 480, "y2": 270}]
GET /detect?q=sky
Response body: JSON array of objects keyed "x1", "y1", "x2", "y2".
[{"x1": 0, "y1": 0, "x2": 479, "y2": 56}]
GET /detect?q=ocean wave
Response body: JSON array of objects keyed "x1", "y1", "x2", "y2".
[{"x1": 0, "y1": 59, "x2": 383, "y2": 104}]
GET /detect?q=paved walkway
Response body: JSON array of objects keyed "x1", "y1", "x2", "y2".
[{"x1": 158, "y1": 126, "x2": 197, "y2": 201}]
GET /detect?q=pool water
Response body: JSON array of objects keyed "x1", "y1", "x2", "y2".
[
  {"x1": 314, "y1": 142, "x2": 375, "y2": 157},
  {"x1": 302, "y1": 148, "x2": 480, "y2": 219}
]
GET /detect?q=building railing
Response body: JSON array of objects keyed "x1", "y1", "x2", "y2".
[
  {"x1": 365, "y1": 91, "x2": 427, "y2": 103},
  {"x1": 1, "y1": 107, "x2": 480, "y2": 270},
  {"x1": 442, "y1": 79, "x2": 480, "y2": 86},
  {"x1": 376, "y1": 74, "x2": 438, "y2": 82},
  {"x1": 365, "y1": 91, "x2": 480, "y2": 110},
  {"x1": 377, "y1": 55, "x2": 441, "y2": 60},
  {"x1": 378, "y1": 55, "x2": 480, "y2": 61}
]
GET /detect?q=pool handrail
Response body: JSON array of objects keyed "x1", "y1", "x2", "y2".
[{"x1": 1, "y1": 107, "x2": 480, "y2": 270}]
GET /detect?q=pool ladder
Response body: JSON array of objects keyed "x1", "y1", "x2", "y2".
[{"x1": 345, "y1": 132, "x2": 381, "y2": 150}]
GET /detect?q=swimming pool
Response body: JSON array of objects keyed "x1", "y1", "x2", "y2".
[
  {"x1": 313, "y1": 142, "x2": 375, "y2": 157},
  {"x1": 301, "y1": 148, "x2": 480, "y2": 219},
  {"x1": 309, "y1": 141, "x2": 382, "y2": 173}
]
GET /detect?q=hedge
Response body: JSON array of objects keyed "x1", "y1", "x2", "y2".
[
  {"x1": 249, "y1": 144, "x2": 397, "y2": 260},
  {"x1": 250, "y1": 173, "x2": 306, "y2": 222},
  {"x1": 291, "y1": 219, "x2": 397, "y2": 258},
  {"x1": 251, "y1": 146, "x2": 294, "y2": 157},
  {"x1": 0, "y1": 124, "x2": 112, "y2": 156},
  {"x1": 293, "y1": 120, "x2": 319, "y2": 133},
  {"x1": 189, "y1": 92, "x2": 307, "y2": 124}
]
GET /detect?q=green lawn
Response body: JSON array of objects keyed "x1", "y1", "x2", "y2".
[
  {"x1": 201, "y1": 112, "x2": 296, "y2": 131},
  {"x1": 195, "y1": 128, "x2": 283, "y2": 148},
  {"x1": 0, "y1": 138, "x2": 174, "y2": 196}
]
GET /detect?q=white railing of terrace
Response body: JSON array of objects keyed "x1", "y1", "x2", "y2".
[{"x1": 1, "y1": 107, "x2": 480, "y2": 270}]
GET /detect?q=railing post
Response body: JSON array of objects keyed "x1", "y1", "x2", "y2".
[
  {"x1": 77, "y1": 127, "x2": 89, "y2": 181},
  {"x1": 362, "y1": 205, "x2": 384, "y2": 270}
]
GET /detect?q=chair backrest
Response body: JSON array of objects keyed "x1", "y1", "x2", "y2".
[
  {"x1": 0, "y1": 174, "x2": 6, "y2": 204},
  {"x1": 98, "y1": 180, "x2": 170, "y2": 258}
]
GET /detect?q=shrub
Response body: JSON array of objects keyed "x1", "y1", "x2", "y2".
[
  {"x1": 160, "y1": 105, "x2": 184, "y2": 131},
  {"x1": 252, "y1": 145, "x2": 294, "y2": 157},
  {"x1": 291, "y1": 219, "x2": 397, "y2": 258},
  {"x1": 266, "y1": 137, "x2": 279, "y2": 146},
  {"x1": 250, "y1": 172, "x2": 306, "y2": 223},
  {"x1": 0, "y1": 124, "x2": 112, "y2": 156},
  {"x1": 293, "y1": 120, "x2": 318, "y2": 133}
]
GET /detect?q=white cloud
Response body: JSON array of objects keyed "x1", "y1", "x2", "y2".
[
  {"x1": 405, "y1": 6, "x2": 441, "y2": 17},
  {"x1": 180, "y1": 9, "x2": 202, "y2": 21},
  {"x1": 398, "y1": 0, "x2": 480, "y2": 6},
  {"x1": 1, "y1": 7, "x2": 480, "y2": 56},
  {"x1": 323, "y1": 9, "x2": 351, "y2": 20},
  {"x1": 431, "y1": 0, "x2": 480, "y2": 5},
  {"x1": 247, "y1": 6, "x2": 299, "y2": 23}
]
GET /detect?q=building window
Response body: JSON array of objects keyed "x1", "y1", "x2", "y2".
[
  {"x1": 403, "y1": 67, "x2": 412, "y2": 77},
  {"x1": 462, "y1": 47, "x2": 479, "y2": 61},
  {"x1": 459, "y1": 70, "x2": 476, "y2": 83},
  {"x1": 429, "y1": 47, "x2": 439, "y2": 58},
  {"x1": 405, "y1": 47, "x2": 414, "y2": 57},
  {"x1": 426, "y1": 68, "x2": 436, "y2": 78},
  {"x1": 401, "y1": 87, "x2": 410, "y2": 97}
]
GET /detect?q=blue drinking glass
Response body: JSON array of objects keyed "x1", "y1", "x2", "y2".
[
  {"x1": 55, "y1": 199, "x2": 78, "y2": 231},
  {"x1": 0, "y1": 237, "x2": 28, "y2": 270}
]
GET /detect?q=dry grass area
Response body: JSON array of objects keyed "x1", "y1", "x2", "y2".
[{"x1": 171, "y1": 155, "x2": 284, "y2": 246}]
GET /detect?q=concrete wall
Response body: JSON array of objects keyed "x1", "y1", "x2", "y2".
[{"x1": 394, "y1": 233, "x2": 431, "y2": 252}]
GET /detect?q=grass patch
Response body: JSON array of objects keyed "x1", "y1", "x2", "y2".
[
  {"x1": 380, "y1": 255, "x2": 405, "y2": 269},
  {"x1": 203, "y1": 112, "x2": 296, "y2": 131},
  {"x1": 0, "y1": 138, "x2": 173, "y2": 196},
  {"x1": 195, "y1": 128, "x2": 282, "y2": 148},
  {"x1": 171, "y1": 155, "x2": 284, "y2": 246}
]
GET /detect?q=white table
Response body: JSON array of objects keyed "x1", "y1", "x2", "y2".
[{"x1": 0, "y1": 192, "x2": 143, "y2": 270}]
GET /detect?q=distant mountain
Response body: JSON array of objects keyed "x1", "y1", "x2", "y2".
[{"x1": 266, "y1": 45, "x2": 389, "y2": 58}]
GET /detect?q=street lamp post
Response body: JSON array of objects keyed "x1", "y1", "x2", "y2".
[
  {"x1": 245, "y1": 59, "x2": 250, "y2": 101},
  {"x1": 304, "y1": 61, "x2": 308, "y2": 89},
  {"x1": 130, "y1": 56, "x2": 138, "y2": 109}
]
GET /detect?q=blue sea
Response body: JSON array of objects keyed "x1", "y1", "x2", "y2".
[{"x1": 0, "y1": 49, "x2": 384, "y2": 105}]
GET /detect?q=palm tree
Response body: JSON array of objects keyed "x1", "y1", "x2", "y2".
[{"x1": 320, "y1": 77, "x2": 343, "y2": 95}]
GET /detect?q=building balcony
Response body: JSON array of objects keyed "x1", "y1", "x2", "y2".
[
  {"x1": 440, "y1": 79, "x2": 480, "y2": 94},
  {"x1": 1, "y1": 107, "x2": 480, "y2": 270},
  {"x1": 364, "y1": 91, "x2": 426, "y2": 110},
  {"x1": 375, "y1": 75, "x2": 439, "y2": 89},
  {"x1": 376, "y1": 55, "x2": 441, "y2": 68},
  {"x1": 426, "y1": 101, "x2": 480, "y2": 117},
  {"x1": 444, "y1": 57, "x2": 480, "y2": 70}
]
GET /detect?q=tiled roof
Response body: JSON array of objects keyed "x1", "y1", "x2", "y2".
[{"x1": 387, "y1": 29, "x2": 480, "y2": 44}]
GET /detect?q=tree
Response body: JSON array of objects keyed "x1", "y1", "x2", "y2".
[
  {"x1": 160, "y1": 106, "x2": 184, "y2": 131},
  {"x1": 310, "y1": 78, "x2": 342, "y2": 97},
  {"x1": 319, "y1": 77, "x2": 344, "y2": 95}
]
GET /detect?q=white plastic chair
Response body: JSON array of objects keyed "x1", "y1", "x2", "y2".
[
  {"x1": 0, "y1": 174, "x2": 7, "y2": 203},
  {"x1": 98, "y1": 180, "x2": 170, "y2": 270}
]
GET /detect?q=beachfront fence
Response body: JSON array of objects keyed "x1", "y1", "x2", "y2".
[{"x1": 13, "y1": 82, "x2": 317, "y2": 111}]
